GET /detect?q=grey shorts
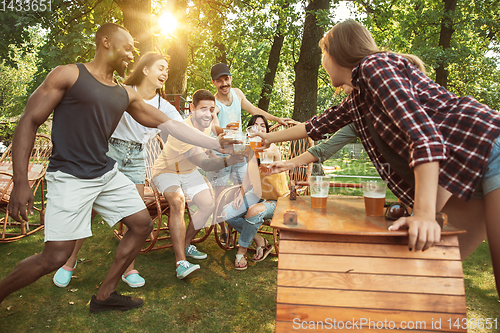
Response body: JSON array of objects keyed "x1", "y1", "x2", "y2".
[
  {"x1": 107, "y1": 138, "x2": 146, "y2": 185},
  {"x1": 44, "y1": 164, "x2": 146, "y2": 241}
]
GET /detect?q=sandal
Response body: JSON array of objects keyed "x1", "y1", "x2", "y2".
[
  {"x1": 252, "y1": 239, "x2": 274, "y2": 262},
  {"x1": 235, "y1": 254, "x2": 248, "y2": 271}
]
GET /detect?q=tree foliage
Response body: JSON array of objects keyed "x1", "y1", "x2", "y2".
[
  {"x1": 0, "y1": 0, "x2": 499, "y2": 124},
  {"x1": 351, "y1": 0, "x2": 500, "y2": 109}
]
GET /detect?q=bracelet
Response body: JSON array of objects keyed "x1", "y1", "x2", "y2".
[{"x1": 223, "y1": 156, "x2": 228, "y2": 168}]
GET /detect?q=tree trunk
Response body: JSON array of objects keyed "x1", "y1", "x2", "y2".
[
  {"x1": 258, "y1": 31, "x2": 285, "y2": 111},
  {"x1": 119, "y1": 0, "x2": 152, "y2": 56},
  {"x1": 435, "y1": 0, "x2": 457, "y2": 88},
  {"x1": 292, "y1": 0, "x2": 330, "y2": 122},
  {"x1": 164, "y1": 0, "x2": 188, "y2": 98}
]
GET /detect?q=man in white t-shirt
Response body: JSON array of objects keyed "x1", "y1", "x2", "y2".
[{"x1": 152, "y1": 89, "x2": 243, "y2": 279}]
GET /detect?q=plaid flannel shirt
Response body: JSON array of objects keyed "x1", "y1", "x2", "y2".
[{"x1": 305, "y1": 53, "x2": 500, "y2": 206}]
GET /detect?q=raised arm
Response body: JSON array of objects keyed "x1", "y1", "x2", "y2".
[
  {"x1": 186, "y1": 147, "x2": 244, "y2": 172},
  {"x1": 253, "y1": 123, "x2": 308, "y2": 149},
  {"x1": 264, "y1": 124, "x2": 358, "y2": 175},
  {"x1": 308, "y1": 123, "x2": 358, "y2": 163},
  {"x1": 236, "y1": 88, "x2": 293, "y2": 126},
  {"x1": 10, "y1": 65, "x2": 78, "y2": 222},
  {"x1": 124, "y1": 87, "x2": 230, "y2": 152}
]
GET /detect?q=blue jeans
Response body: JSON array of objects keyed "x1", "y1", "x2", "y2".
[{"x1": 222, "y1": 190, "x2": 277, "y2": 248}]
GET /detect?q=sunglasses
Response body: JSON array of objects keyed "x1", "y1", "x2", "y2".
[{"x1": 384, "y1": 202, "x2": 411, "y2": 221}]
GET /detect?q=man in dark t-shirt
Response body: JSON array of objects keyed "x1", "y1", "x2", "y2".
[{"x1": 0, "y1": 23, "x2": 229, "y2": 312}]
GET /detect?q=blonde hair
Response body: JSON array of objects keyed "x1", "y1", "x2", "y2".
[{"x1": 319, "y1": 20, "x2": 427, "y2": 75}]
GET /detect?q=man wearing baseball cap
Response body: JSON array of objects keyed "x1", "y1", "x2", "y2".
[
  {"x1": 210, "y1": 63, "x2": 292, "y2": 130},
  {"x1": 209, "y1": 63, "x2": 293, "y2": 242}
]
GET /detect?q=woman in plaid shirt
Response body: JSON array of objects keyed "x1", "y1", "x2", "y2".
[{"x1": 257, "y1": 20, "x2": 500, "y2": 298}]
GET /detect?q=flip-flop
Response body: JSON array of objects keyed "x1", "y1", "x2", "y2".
[
  {"x1": 235, "y1": 254, "x2": 248, "y2": 270},
  {"x1": 252, "y1": 240, "x2": 274, "y2": 262}
]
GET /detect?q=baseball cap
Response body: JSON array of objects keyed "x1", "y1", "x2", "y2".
[{"x1": 211, "y1": 63, "x2": 231, "y2": 81}]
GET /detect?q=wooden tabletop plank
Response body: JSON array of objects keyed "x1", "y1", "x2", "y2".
[
  {"x1": 279, "y1": 240, "x2": 461, "y2": 260},
  {"x1": 276, "y1": 303, "x2": 467, "y2": 332},
  {"x1": 277, "y1": 270, "x2": 465, "y2": 295},
  {"x1": 271, "y1": 196, "x2": 465, "y2": 236},
  {"x1": 277, "y1": 286, "x2": 467, "y2": 313},
  {"x1": 279, "y1": 229, "x2": 460, "y2": 247},
  {"x1": 278, "y1": 253, "x2": 464, "y2": 277}
]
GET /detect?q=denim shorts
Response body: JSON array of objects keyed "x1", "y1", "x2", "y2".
[
  {"x1": 473, "y1": 136, "x2": 500, "y2": 198},
  {"x1": 107, "y1": 138, "x2": 146, "y2": 185}
]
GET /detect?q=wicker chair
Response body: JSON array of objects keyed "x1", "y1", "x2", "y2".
[
  {"x1": 213, "y1": 121, "x2": 314, "y2": 255},
  {"x1": 113, "y1": 135, "x2": 212, "y2": 253},
  {"x1": 0, "y1": 134, "x2": 52, "y2": 243}
]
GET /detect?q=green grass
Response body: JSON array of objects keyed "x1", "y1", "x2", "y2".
[
  {"x1": 1, "y1": 217, "x2": 499, "y2": 332},
  {"x1": 323, "y1": 158, "x2": 398, "y2": 201},
  {"x1": 0, "y1": 222, "x2": 278, "y2": 332},
  {"x1": 1, "y1": 159, "x2": 499, "y2": 332}
]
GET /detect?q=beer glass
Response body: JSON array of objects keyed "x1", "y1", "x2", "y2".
[
  {"x1": 260, "y1": 151, "x2": 273, "y2": 173},
  {"x1": 246, "y1": 125, "x2": 262, "y2": 156},
  {"x1": 223, "y1": 128, "x2": 236, "y2": 139},
  {"x1": 227, "y1": 112, "x2": 240, "y2": 130},
  {"x1": 362, "y1": 179, "x2": 387, "y2": 216},
  {"x1": 309, "y1": 176, "x2": 330, "y2": 209},
  {"x1": 233, "y1": 133, "x2": 247, "y2": 155}
]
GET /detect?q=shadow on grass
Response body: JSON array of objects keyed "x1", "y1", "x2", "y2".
[
  {"x1": 1, "y1": 201, "x2": 499, "y2": 332},
  {"x1": 0, "y1": 220, "x2": 277, "y2": 332}
]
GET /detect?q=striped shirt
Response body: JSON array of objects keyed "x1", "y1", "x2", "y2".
[{"x1": 305, "y1": 52, "x2": 500, "y2": 206}]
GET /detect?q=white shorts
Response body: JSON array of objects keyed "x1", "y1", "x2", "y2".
[
  {"x1": 44, "y1": 164, "x2": 146, "y2": 242},
  {"x1": 152, "y1": 170, "x2": 209, "y2": 200}
]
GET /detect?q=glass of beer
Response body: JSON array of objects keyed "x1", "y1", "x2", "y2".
[
  {"x1": 223, "y1": 128, "x2": 236, "y2": 139},
  {"x1": 233, "y1": 133, "x2": 247, "y2": 155},
  {"x1": 260, "y1": 151, "x2": 273, "y2": 173},
  {"x1": 362, "y1": 179, "x2": 387, "y2": 216},
  {"x1": 246, "y1": 125, "x2": 262, "y2": 157},
  {"x1": 309, "y1": 176, "x2": 330, "y2": 209},
  {"x1": 227, "y1": 112, "x2": 240, "y2": 130}
]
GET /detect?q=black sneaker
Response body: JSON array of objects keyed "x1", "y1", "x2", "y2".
[{"x1": 89, "y1": 291, "x2": 144, "y2": 313}]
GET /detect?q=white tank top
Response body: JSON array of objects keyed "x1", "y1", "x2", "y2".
[{"x1": 215, "y1": 88, "x2": 242, "y2": 131}]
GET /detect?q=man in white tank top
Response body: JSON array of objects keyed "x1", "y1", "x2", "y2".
[
  {"x1": 210, "y1": 63, "x2": 292, "y2": 129},
  {"x1": 209, "y1": 63, "x2": 294, "y2": 240}
]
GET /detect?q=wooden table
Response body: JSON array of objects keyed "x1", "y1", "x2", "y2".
[{"x1": 271, "y1": 195, "x2": 467, "y2": 332}]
